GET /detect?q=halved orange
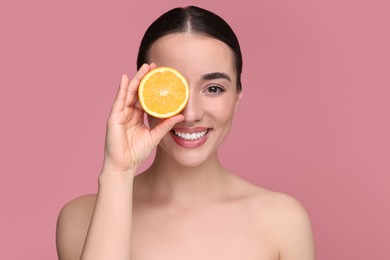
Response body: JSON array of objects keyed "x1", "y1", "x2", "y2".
[{"x1": 138, "y1": 67, "x2": 189, "y2": 118}]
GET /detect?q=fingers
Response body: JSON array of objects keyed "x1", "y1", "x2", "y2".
[
  {"x1": 111, "y1": 64, "x2": 152, "y2": 113},
  {"x1": 111, "y1": 74, "x2": 130, "y2": 113},
  {"x1": 149, "y1": 114, "x2": 184, "y2": 145},
  {"x1": 149, "y1": 62, "x2": 157, "y2": 70},
  {"x1": 124, "y1": 64, "x2": 151, "y2": 108}
]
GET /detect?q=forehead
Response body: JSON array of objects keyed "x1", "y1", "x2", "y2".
[{"x1": 148, "y1": 33, "x2": 236, "y2": 81}]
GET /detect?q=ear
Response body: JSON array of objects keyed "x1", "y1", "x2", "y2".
[{"x1": 235, "y1": 92, "x2": 242, "y2": 112}]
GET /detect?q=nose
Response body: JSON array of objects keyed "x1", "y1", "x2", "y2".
[{"x1": 181, "y1": 89, "x2": 203, "y2": 123}]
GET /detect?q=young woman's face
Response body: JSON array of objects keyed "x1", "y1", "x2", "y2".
[{"x1": 147, "y1": 33, "x2": 242, "y2": 167}]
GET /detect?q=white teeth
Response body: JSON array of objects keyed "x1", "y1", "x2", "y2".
[{"x1": 174, "y1": 130, "x2": 208, "y2": 140}]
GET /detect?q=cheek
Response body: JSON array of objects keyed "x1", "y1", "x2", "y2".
[{"x1": 208, "y1": 98, "x2": 237, "y2": 123}]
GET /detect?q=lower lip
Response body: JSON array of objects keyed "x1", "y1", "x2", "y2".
[{"x1": 170, "y1": 130, "x2": 210, "y2": 148}]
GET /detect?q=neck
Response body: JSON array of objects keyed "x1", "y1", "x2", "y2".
[{"x1": 142, "y1": 147, "x2": 229, "y2": 206}]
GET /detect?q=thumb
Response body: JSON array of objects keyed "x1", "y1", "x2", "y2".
[{"x1": 149, "y1": 114, "x2": 184, "y2": 145}]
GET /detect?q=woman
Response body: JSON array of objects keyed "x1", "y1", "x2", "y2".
[{"x1": 56, "y1": 6, "x2": 315, "y2": 260}]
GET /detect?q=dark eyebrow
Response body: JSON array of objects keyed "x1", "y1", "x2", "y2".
[{"x1": 201, "y1": 72, "x2": 232, "y2": 82}]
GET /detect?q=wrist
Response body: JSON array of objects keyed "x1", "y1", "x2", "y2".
[
  {"x1": 101, "y1": 161, "x2": 138, "y2": 175},
  {"x1": 99, "y1": 167, "x2": 136, "y2": 185}
]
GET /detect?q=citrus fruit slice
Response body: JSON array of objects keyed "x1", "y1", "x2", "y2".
[{"x1": 138, "y1": 67, "x2": 189, "y2": 118}]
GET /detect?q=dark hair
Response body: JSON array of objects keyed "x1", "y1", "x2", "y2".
[{"x1": 136, "y1": 6, "x2": 243, "y2": 92}]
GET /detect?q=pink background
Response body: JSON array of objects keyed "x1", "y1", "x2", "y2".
[{"x1": 1, "y1": 0, "x2": 389, "y2": 259}]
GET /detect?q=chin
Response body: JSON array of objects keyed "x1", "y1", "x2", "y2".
[
  {"x1": 156, "y1": 142, "x2": 215, "y2": 168},
  {"x1": 173, "y1": 152, "x2": 211, "y2": 168}
]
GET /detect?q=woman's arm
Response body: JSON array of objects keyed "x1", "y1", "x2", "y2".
[
  {"x1": 56, "y1": 173, "x2": 136, "y2": 260},
  {"x1": 79, "y1": 170, "x2": 135, "y2": 260},
  {"x1": 56, "y1": 64, "x2": 183, "y2": 260}
]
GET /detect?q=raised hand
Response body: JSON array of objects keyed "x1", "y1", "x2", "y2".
[{"x1": 102, "y1": 63, "x2": 184, "y2": 174}]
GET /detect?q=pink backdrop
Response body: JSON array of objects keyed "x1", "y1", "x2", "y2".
[{"x1": 1, "y1": 0, "x2": 389, "y2": 259}]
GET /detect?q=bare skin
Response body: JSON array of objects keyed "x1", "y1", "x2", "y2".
[
  {"x1": 56, "y1": 34, "x2": 315, "y2": 260},
  {"x1": 57, "y1": 174, "x2": 314, "y2": 260}
]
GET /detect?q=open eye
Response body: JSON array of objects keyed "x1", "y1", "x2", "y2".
[{"x1": 205, "y1": 85, "x2": 225, "y2": 95}]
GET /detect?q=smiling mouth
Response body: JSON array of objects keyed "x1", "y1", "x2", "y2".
[{"x1": 172, "y1": 129, "x2": 209, "y2": 141}]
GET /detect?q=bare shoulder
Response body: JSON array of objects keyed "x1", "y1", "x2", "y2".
[
  {"x1": 260, "y1": 191, "x2": 315, "y2": 259},
  {"x1": 228, "y1": 175, "x2": 315, "y2": 259},
  {"x1": 56, "y1": 194, "x2": 97, "y2": 260},
  {"x1": 227, "y1": 174, "x2": 304, "y2": 207},
  {"x1": 228, "y1": 175, "x2": 311, "y2": 221},
  {"x1": 254, "y1": 188, "x2": 311, "y2": 220}
]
